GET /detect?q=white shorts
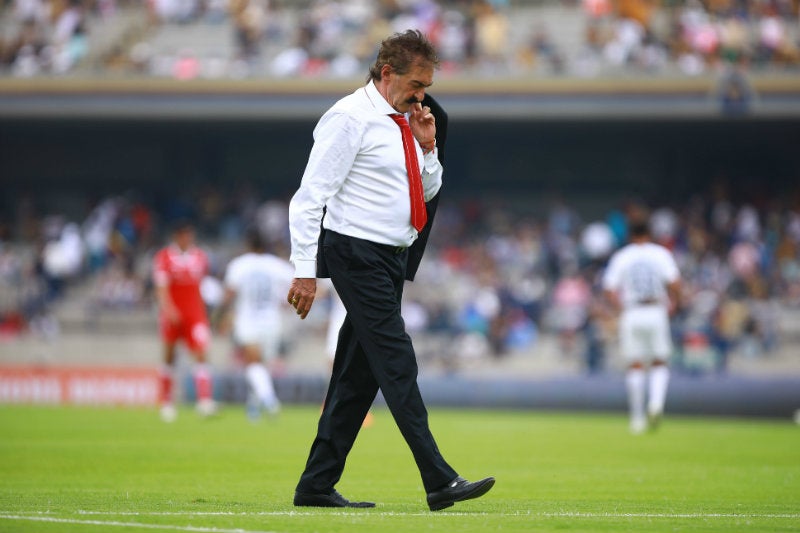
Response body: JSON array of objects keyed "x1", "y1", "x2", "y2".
[
  {"x1": 234, "y1": 321, "x2": 281, "y2": 359},
  {"x1": 618, "y1": 305, "x2": 672, "y2": 363}
]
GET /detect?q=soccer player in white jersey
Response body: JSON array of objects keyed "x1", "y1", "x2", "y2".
[
  {"x1": 216, "y1": 228, "x2": 294, "y2": 419},
  {"x1": 602, "y1": 218, "x2": 681, "y2": 434}
]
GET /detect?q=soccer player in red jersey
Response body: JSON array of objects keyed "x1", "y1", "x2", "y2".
[{"x1": 153, "y1": 220, "x2": 216, "y2": 421}]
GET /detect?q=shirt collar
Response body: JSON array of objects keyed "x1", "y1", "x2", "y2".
[
  {"x1": 364, "y1": 80, "x2": 399, "y2": 116},
  {"x1": 169, "y1": 244, "x2": 195, "y2": 255}
]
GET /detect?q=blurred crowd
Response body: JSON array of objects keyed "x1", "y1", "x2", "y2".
[
  {"x1": 0, "y1": 0, "x2": 91, "y2": 76},
  {"x1": 1, "y1": 182, "x2": 799, "y2": 376},
  {"x1": 1, "y1": 0, "x2": 798, "y2": 78},
  {"x1": 410, "y1": 190, "x2": 800, "y2": 374}
]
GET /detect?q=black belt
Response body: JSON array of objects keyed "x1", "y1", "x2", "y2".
[
  {"x1": 327, "y1": 231, "x2": 408, "y2": 255},
  {"x1": 636, "y1": 298, "x2": 659, "y2": 305}
]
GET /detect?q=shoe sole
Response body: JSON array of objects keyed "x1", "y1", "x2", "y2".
[{"x1": 428, "y1": 478, "x2": 496, "y2": 511}]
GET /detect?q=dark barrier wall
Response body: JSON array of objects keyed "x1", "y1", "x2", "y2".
[
  {"x1": 204, "y1": 373, "x2": 800, "y2": 419},
  {"x1": 2, "y1": 117, "x2": 799, "y2": 220}
]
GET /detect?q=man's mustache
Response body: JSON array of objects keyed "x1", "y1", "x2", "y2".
[{"x1": 406, "y1": 97, "x2": 421, "y2": 104}]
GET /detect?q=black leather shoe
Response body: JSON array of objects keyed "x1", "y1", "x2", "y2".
[
  {"x1": 426, "y1": 476, "x2": 495, "y2": 511},
  {"x1": 293, "y1": 489, "x2": 376, "y2": 508}
]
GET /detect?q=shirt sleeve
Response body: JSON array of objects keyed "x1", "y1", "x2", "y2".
[
  {"x1": 289, "y1": 110, "x2": 364, "y2": 278},
  {"x1": 421, "y1": 149, "x2": 443, "y2": 202},
  {"x1": 224, "y1": 259, "x2": 239, "y2": 291},
  {"x1": 601, "y1": 255, "x2": 620, "y2": 291},
  {"x1": 153, "y1": 250, "x2": 170, "y2": 287},
  {"x1": 661, "y1": 248, "x2": 680, "y2": 283}
]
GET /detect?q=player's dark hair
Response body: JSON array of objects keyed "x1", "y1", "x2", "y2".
[
  {"x1": 245, "y1": 226, "x2": 266, "y2": 252},
  {"x1": 171, "y1": 218, "x2": 195, "y2": 234},
  {"x1": 367, "y1": 29, "x2": 439, "y2": 82},
  {"x1": 629, "y1": 220, "x2": 650, "y2": 238}
]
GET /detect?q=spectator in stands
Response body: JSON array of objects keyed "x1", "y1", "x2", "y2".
[
  {"x1": 41, "y1": 221, "x2": 84, "y2": 301},
  {"x1": 2, "y1": 159, "x2": 799, "y2": 380},
  {"x1": 550, "y1": 261, "x2": 592, "y2": 355},
  {"x1": 230, "y1": 0, "x2": 265, "y2": 62},
  {"x1": 473, "y1": 1, "x2": 508, "y2": 74},
  {"x1": 5, "y1": 0, "x2": 798, "y2": 79}
]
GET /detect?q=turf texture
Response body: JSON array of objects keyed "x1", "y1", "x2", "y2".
[{"x1": 0, "y1": 405, "x2": 797, "y2": 532}]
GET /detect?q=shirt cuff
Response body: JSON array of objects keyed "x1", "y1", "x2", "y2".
[
  {"x1": 293, "y1": 259, "x2": 317, "y2": 279},
  {"x1": 423, "y1": 148, "x2": 439, "y2": 169}
]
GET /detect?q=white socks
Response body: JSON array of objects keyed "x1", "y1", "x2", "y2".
[
  {"x1": 193, "y1": 363, "x2": 213, "y2": 402},
  {"x1": 246, "y1": 362, "x2": 280, "y2": 412},
  {"x1": 626, "y1": 368, "x2": 646, "y2": 433},
  {"x1": 648, "y1": 365, "x2": 670, "y2": 416},
  {"x1": 627, "y1": 364, "x2": 670, "y2": 433}
]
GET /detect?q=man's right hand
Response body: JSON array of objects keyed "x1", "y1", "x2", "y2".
[{"x1": 287, "y1": 278, "x2": 317, "y2": 320}]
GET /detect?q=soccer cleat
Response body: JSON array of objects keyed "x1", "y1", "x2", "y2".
[
  {"x1": 196, "y1": 399, "x2": 218, "y2": 418},
  {"x1": 245, "y1": 392, "x2": 261, "y2": 421},
  {"x1": 160, "y1": 404, "x2": 177, "y2": 423},
  {"x1": 264, "y1": 399, "x2": 281, "y2": 417},
  {"x1": 630, "y1": 417, "x2": 647, "y2": 435},
  {"x1": 647, "y1": 410, "x2": 663, "y2": 432}
]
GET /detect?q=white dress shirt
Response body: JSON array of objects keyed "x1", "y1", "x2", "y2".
[{"x1": 288, "y1": 81, "x2": 443, "y2": 278}]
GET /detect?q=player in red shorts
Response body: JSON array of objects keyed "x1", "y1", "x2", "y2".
[{"x1": 153, "y1": 220, "x2": 216, "y2": 421}]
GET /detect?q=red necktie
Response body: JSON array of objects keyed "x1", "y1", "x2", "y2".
[{"x1": 389, "y1": 113, "x2": 428, "y2": 232}]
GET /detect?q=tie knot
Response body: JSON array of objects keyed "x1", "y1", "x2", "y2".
[{"x1": 389, "y1": 113, "x2": 409, "y2": 127}]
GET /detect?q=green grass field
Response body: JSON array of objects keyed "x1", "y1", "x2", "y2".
[{"x1": 0, "y1": 404, "x2": 798, "y2": 533}]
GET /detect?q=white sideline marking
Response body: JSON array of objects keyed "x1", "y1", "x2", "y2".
[
  {"x1": 74, "y1": 510, "x2": 800, "y2": 519},
  {"x1": 4, "y1": 510, "x2": 800, "y2": 520},
  {"x1": 0, "y1": 514, "x2": 279, "y2": 533},
  {"x1": 543, "y1": 512, "x2": 800, "y2": 519}
]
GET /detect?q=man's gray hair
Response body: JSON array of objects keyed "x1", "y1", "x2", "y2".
[{"x1": 367, "y1": 29, "x2": 439, "y2": 81}]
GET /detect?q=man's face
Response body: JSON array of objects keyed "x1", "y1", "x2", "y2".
[
  {"x1": 384, "y1": 60, "x2": 434, "y2": 113},
  {"x1": 174, "y1": 227, "x2": 195, "y2": 250}
]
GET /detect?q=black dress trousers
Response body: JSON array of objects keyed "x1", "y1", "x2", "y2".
[{"x1": 296, "y1": 230, "x2": 458, "y2": 494}]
